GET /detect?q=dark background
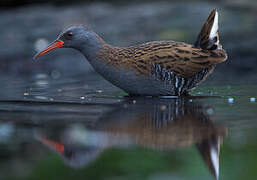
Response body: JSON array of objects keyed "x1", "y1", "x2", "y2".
[{"x1": 0, "y1": 0, "x2": 257, "y2": 84}]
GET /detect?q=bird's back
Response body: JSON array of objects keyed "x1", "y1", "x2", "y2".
[{"x1": 101, "y1": 41, "x2": 227, "y2": 78}]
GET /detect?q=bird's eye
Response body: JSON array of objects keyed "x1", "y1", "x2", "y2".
[{"x1": 65, "y1": 32, "x2": 73, "y2": 39}]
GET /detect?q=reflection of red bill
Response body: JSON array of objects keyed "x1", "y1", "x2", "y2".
[
  {"x1": 39, "y1": 136, "x2": 64, "y2": 155},
  {"x1": 34, "y1": 40, "x2": 64, "y2": 59}
]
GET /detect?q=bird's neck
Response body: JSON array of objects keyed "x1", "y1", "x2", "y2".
[
  {"x1": 78, "y1": 33, "x2": 112, "y2": 62},
  {"x1": 77, "y1": 33, "x2": 122, "y2": 75}
]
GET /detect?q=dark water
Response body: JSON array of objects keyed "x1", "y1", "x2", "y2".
[{"x1": 0, "y1": 73, "x2": 257, "y2": 180}]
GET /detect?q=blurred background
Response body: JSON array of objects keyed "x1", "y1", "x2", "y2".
[{"x1": 0, "y1": 1, "x2": 257, "y2": 180}]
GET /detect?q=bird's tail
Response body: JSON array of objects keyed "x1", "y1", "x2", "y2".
[{"x1": 194, "y1": 9, "x2": 221, "y2": 50}]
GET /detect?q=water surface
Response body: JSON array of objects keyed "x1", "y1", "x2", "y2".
[{"x1": 0, "y1": 73, "x2": 257, "y2": 180}]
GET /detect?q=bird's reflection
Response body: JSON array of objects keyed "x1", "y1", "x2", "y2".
[{"x1": 35, "y1": 98, "x2": 226, "y2": 179}]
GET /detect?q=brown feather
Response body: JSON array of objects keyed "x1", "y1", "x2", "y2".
[{"x1": 97, "y1": 40, "x2": 227, "y2": 78}]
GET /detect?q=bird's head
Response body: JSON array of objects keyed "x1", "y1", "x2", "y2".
[{"x1": 34, "y1": 25, "x2": 100, "y2": 59}]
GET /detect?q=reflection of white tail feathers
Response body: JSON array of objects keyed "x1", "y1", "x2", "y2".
[{"x1": 210, "y1": 138, "x2": 220, "y2": 180}]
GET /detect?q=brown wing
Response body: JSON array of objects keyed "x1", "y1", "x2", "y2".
[
  {"x1": 97, "y1": 41, "x2": 227, "y2": 78},
  {"x1": 130, "y1": 41, "x2": 227, "y2": 78}
]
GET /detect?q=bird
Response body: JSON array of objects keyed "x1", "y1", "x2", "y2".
[{"x1": 34, "y1": 9, "x2": 227, "y2": 96}]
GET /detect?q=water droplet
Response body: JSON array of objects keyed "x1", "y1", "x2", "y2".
[
  {"x1": 250, "y1": 97, "x2": 256, "y2": 102},
  {"x1": 228, "y1": 98, "x2": 234, "y2": 103},
  {"x1": 34, "y1": 96, "x2": 48, "y2": 100},
  {"x1": 80, "y1": 96, "x2": 85, "y2": 100},
  {"x1": 24, "y1": 92, "x2": 29, "y2": 96},
  {"x1": 96, "y1": 90, "x2": 103, "y2": 93}
]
